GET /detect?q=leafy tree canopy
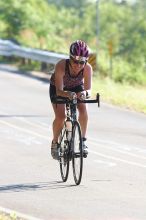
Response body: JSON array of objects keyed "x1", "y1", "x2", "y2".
[{"x1": 0, "y1": 0, "x2": 146, "y2": 84}]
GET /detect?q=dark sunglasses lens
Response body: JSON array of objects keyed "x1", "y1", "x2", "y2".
[
  {"x1": 80, "y1": 61, "x2": 86, "y2": 65},
  {"x1": 70, "y1": 57, "x2": 86, "y2": 65},
  {"x1": 73, "y1": 59, "x2": 85, "y2": 65}
]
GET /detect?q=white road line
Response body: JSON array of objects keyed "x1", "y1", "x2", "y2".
[
  {"x1": 88, "y1": 138, "x2": 146, "y2": 160},
  {"x1": 94, "y1": 159, "x2": 116, "y2": 167},
  {"x1": 90, "y1": 150, "x2": 146, "y2": 168},
  {"x1": 15, "y1": 117, "x2": 49, "y2": 131},
  {"x1": 0, "y1": 110, "x2": 50, "y2": 131},
  {"x1": 0, "y1": 206, "x2": 42, "y2": 220},
  {"x1": 0, "y1": 119, "x2": 51, "y2": 141},
  {"x1": 1, "y1": 118, "x2": 146, "y2": 168}
]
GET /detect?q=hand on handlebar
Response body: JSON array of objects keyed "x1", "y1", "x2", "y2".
[
  {"x1": 67, "y1": 92, "x2": 77, "y2": 100},
  {"x1": 78, "y1": 91, "x2": 86, "y2": 100}
]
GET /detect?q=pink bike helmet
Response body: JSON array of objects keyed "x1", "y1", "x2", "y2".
[{"x1": 70, "y1": 40, "x2": 89, "y2": 61}]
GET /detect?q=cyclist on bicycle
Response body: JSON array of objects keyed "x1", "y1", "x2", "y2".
[{"x1": 49, "y1": 40, "x2": 93, "y2": 159}]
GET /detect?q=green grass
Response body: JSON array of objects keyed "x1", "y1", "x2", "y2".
[
  {"x1": 0, "y1": 213, "x2": 17, "y2": 220},
  {"x1": 92, "y1": 77, "x2": 146, "y2": 114},
  {"x1": 0, "y1": 214, "x2": 9, "y2": 220},
  {"x1": 0, "y1": 211, "x2": 24, "y2": 220}
]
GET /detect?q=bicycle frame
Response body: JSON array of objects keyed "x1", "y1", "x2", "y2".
[{"x1": 53, "y1": 93, "x2": 100, "y2": 185}]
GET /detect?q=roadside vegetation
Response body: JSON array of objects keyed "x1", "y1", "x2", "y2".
[
  {"x1": 0, "y1": 0, "x2": 146, "y2": 113},
  {"x1": 0, "y1": 212, "x2": 23, "y2": 220},
  {"x1": 92, "y1": 76, "x2": 146, "y2": 113}
]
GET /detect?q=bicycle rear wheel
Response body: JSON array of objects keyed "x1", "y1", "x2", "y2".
[
  {"x1": 72, "y1": 121, "x2": 83, "y2": 185},
  {"x1": 59, "y1": 124, "x2": 70, "y2": 182}
]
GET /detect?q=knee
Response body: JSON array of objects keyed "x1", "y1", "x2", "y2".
[
  {"x1": 79, "y1": 109, "x2": 88, "y2": 119},
  {"x1": 55, "y1": 113, "x2": 66, "y2": 122},
  {"x1": 78, "y1": 105, "x2": 87, "y2": 115},
  {"x1": 81, "y1": 112, "x2": 88, "y2": 120}
]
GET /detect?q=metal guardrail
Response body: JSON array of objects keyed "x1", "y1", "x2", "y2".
[{"x1": 0, "y1": 39, "x2": 68, "y2": 64}]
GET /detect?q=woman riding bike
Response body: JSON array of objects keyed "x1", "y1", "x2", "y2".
[{"x1": 49, "y1": 40, "x2": 93, "y2": 159}]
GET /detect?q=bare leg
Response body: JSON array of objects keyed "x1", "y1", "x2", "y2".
[
  {"x1": 77, "y1": 103, "x2": 88, "y2": 138},
  {"x1": 52, "y1": 103, "x2": 66, "y2": 143}
]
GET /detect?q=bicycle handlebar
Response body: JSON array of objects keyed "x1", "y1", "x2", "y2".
[{"x1": 53, "y1": 93, "x2": 100, "y2": 107}]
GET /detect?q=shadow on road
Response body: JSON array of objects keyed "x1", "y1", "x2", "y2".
[
  {"x1": 0, "y1": 65, "x2": 50, "y2": 84},
  {"x1": 0, "y1": 181, "x2": 77, "y2": 192}
]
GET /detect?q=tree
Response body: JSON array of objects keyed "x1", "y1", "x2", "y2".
[
  {"x1": 47, "y1": 0, "x2": 88, "y2": 8},
  {"x1": 0, "y1": 0, "x2": 27, "y2": 38}
]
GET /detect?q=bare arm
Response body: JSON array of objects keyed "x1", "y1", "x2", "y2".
[
  {"x1": 84, "y1": 63, "x2": 93, "y2": 97},
  {"x1": 55, "y1": 60, "x2": 76, "y2": 99},
  {"x1": 78, "y1": 63, "x2": 93, "y2": 99}
]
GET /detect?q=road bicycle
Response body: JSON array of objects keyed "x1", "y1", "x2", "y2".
[{"x1": 53, "y1": 93, "x2": 100, "y2": 185}]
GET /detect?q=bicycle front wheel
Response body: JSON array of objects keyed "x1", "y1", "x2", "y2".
[
  {"x1": 59, "y1": 125, "x2": 70, "y2": 182},
  {"x1": 72, "y1": 121, "x2": 83, "y2": 185}
]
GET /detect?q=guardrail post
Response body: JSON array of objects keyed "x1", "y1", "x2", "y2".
[{"x1": 41, "y1": 62, "x2": 47, "y2": 72}]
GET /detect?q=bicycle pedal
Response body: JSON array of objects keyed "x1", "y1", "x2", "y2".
[{"x1": 83, "y1": 153, "x2": 88, "y2": 158}]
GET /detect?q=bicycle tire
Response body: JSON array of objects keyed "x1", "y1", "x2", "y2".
[
  {"x1": 59, "y1": 124, "x2": 70, "y2": 182},
  {"x1": 72, "y1": 121, "x2": 83, "y2": 185}
]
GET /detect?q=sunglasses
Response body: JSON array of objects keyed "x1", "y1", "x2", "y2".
[{"x1": 70, "y1": 57, "x2": 86, "y2": 65}]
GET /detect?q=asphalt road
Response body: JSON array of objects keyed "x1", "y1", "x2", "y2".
[{"x1": 0, "y1": 65, "x2": 146, "y2": 220}]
